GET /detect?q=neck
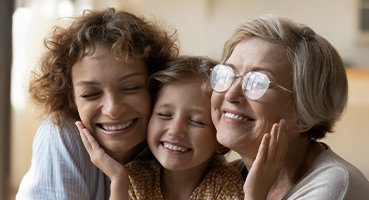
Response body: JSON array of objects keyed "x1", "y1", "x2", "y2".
[
  {"x1": 241, "y1": 137, "x2": 325, "y2": 200},
  {"x1": 270, "y1": 139, "x2": 325, "y2": 200},
  {"x1": 238, "y1": 140, "x2": 261, "y2": 170}
]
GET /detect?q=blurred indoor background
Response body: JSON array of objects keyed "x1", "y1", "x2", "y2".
[{"x1": 1, "y1": 0, "x2": 368, "y2": 199}]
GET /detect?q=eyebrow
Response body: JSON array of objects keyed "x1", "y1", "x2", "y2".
[
  {"x1": 156, "y1": 102, "x2": 207, "y2": 114},
  {"x1": 76, "y1": 72, "x2": 146, "y2": 86},
  {"x1": 223, "y1": 62, "x2": 277, "y2": 77}
]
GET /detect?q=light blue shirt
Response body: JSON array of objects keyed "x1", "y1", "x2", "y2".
[{"x1": 16, "y1": 118, "x2": 110, "y2": 200}]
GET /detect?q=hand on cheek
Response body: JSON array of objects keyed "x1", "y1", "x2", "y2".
[
  {"x1": 243, "y1": 119, "x2": 288, "y2": 200},
  {"x1": 75, "y1": 121, "x2": 129, "y2": 182}
]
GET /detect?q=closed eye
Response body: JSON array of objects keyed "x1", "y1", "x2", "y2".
[
  {"x1": 120, "y1": 86, "x2": 143, "y2": 93},
  {"x1": 80, "y1": 92, "x2": 101, "y2": 99},
  {"x1": 157, "y1": 113, "x2": 172, "y2": 119},
  {"x1": 189, "y1": 119, "x2": 205, "y2": 126},
  {"x1": 124, "y1": 86, "x2": 141, "y2": 91}
]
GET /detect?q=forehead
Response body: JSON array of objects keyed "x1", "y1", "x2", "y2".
[
  {"x1": 155, "y1": 77, "x2": 211, "y2": 110},
  {"x1": 226, "y1": 37, "x2": 291, "y2": 76},
  {"x1": 72, "y1": 45, "x2": 147, "y2": 83}
]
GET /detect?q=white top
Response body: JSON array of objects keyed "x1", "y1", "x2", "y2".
[
  {"x1": 283, "y1": 144, "x2": 369, "y2": 199},
  {"x1": 16, "y1": 118, "x2": 110, "y2": 200}
]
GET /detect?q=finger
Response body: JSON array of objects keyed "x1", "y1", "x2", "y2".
[
  {"x1": 82, "y1": 128, "x2": 102, "y2": 151},
  {"x1": 75, "y1": 121, "x2": 85, "y2": 131},
  {"x1": 276, "y1": 119, "x2": 285, "y2": 142},
  {"x1": 254, "y1": 133, "x2": 270, "y2": 166},
  {"x1": 75, "y1": 121, "x2": 92, "y2": 151},
  {"x1": 276, "y1": 119, "x2": 288, "y2": 162},
  {"x1": 268, "y1": 123, "x2": 279, "y2": 160}
]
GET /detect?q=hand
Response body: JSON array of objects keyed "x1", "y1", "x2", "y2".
[
  {"x1": 243, "y1": 119, "x2": 288, "y2": 200},
  {"x1": 75, "y1": 121, "x2": 129, "y2": 183}
]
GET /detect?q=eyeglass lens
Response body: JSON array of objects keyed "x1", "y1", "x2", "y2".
[{"x1": 211, "y1": 64, "x2": 270, "y2": 100}]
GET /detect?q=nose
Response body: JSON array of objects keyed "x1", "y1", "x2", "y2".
[
  {"x1": 224, "y1": 77, "x2": 247, "y2": 104},
  {"x1": 167, "y1": 117, "x2": 186, "y2": 138},
  {"x1": 101, "y1": 93, "x2": 127, "y2": 119}
]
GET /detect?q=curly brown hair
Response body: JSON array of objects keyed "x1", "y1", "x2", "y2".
[{"x1": 29, "y1": 8, "x2": 179, "y2": 125}]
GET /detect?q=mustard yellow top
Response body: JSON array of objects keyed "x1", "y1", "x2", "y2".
[{"x1": 126, "y1": 160, "x2": 244, "y2": 200}]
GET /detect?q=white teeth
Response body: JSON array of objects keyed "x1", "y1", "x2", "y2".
[
  {"x1": 224, "y1": 112, "x2": 250, "y2": 121},
  {"x1": 102, "y1": 121, "x2": 133, "y2": 131},
  {"x1": 163, "y1": 143, "x2": 187, "y2": 152}
]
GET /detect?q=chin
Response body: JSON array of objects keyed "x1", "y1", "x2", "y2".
[
  {"x1": 108, "y1": 138, "x2": 142, "y2": 152},
  {"x1": 216, "y1": 129, "x2": 236, "y2": 149}
]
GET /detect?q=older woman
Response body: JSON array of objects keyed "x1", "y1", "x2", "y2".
[{"x1": 210, "y1": 14, "x2": 369, "y2": 199}]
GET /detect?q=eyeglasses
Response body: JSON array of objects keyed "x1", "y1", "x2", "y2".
[{"x1": 210, "y1": 64, "x2": 293, "y2": 100}]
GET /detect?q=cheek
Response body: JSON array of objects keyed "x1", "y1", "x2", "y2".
[
  {"x1": 267, "y1": 95, "x2": 295, "y2": 120},
  {"x1": 75, "y1": 100, "x2": 95, "y2": 130},
  {"x1": 252, "y1": 97, "x2": 295, "y2": 133},
  {"x1": 210, "y1": 93, "x2": 223, "y2": 126},
  {"x1": 196, "y1": 131, "x2": 217, "y2": 149},
  {"x1": 195, "y1": 132, "x2": 218, "y2": 158},
  {"x1": 252, "y1": 117, "x2": 272, "y2": 137},
  {"x1": 211, "y1": 92, "x2": 222, "y2": 108},
  {"x1": 135, "y1": 91, "x2": 152, "y2": 119},
  {"x1": 147, "y1": 118, "x2": 163, "y2": 150}
]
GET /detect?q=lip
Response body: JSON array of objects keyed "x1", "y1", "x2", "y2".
[
  {"x1": 221, "y1": 108, "x2": 255, "y2": 125},
  {"x1": 160, "y1": 141, "x2": 191, "y2": 154},
  {"x1": 97, "y1": 118, "x2": 138, "y2": 136}
]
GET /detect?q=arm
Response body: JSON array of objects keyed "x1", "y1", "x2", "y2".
[
  {"x1": 75, "y1": 121, "x2": 129, "y2": 200},
  {"x1": 243, "y1": 119, "x2": 288, "y2": 200}
]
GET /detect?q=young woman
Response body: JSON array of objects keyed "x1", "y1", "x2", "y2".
[{"x1": 16, "y1": 8, "x2": 178, "y2": 199}]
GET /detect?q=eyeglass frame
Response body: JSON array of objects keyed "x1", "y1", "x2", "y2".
[{"x1": 210, "y1": 64, "x2": 293, "y2": 100}]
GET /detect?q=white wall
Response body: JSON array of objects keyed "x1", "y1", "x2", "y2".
[
  {"x1": 135, "y1": 0, "x2": 369, "y2": 68},
  {"x1": 323, "y1": 69, "x2": 369, "y2": 180}
]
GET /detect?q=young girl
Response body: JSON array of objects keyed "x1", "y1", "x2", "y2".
[{"x1": 76, "y1": 56, "x2": 287, "y2": 200}]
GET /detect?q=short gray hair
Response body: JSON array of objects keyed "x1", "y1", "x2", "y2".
[{"x1": 222, "y1": 14, "x2": 348, "y2": 139}]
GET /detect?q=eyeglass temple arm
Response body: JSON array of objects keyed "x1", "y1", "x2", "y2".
[{"x1": 271, "y1": 82, "x2": 293, "y2": 93}]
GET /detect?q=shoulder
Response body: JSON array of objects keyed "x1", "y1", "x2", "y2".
[
  {"x1": 34, "y1": 118, "x2": 79, "y2": 144},
  {"x1": 39, "y1": 117, "x2": 79, "y2": 138},
  {"x1": 321, "y1": 147, "x2": 369, "y2": 199},
  {"x1": 286, "y1": 145, "x2": 369, "y2": 199},
  {"x1": 126, "y1": 160, "x2": 159, "y2": 181},
  {"x1": 32, "y1": 117, "x2": 85, "y2": 154},
  {"x1": 17, "y1": 118, "x2": 107, "y2": 199},
  {"x1": 198, "y1": 162, "x2": 244, "y2": 198},
  {"x1": 207, "y1": 163, "x2": 244, "y2": 189},
  {"x1": 228, "y1": 158, "x2": 248, "y2": 179},
  {"x1": 126, "y1": 160, "x2": 159, "y2": 199},
  {"x1": 207, "y1": 162, "x2": 244, "y2": 181}
]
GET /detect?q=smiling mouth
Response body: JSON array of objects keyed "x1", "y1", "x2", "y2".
[
  {"x1": 224, "y1": 112, "x2": 255, "y2": 121},
  {"x1": 163, "y1": 142, "x2": 190, "y2": 152},
  {"x1": 97, "y1": 118, "x2": 137, "y2": 131}
]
